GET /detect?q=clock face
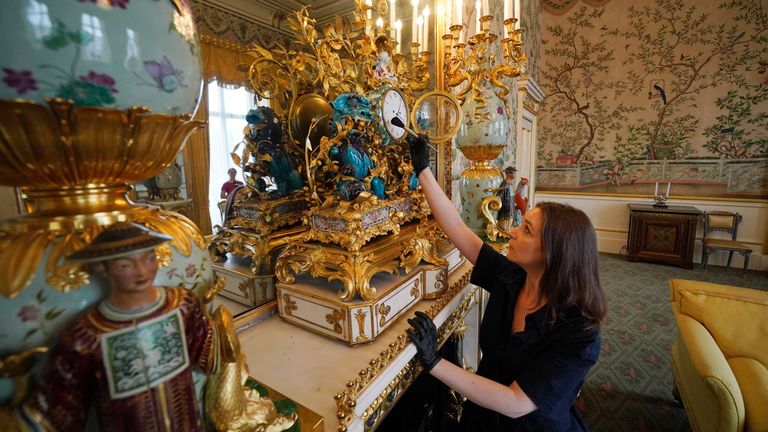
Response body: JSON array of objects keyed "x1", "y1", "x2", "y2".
[{"x1": 381, "y1": 88, "x2": 408, "y2": 141}]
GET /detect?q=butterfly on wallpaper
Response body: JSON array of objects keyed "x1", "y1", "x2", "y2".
[{"x1": 138, "y1": 56, "x2": 186, "y2": 93}]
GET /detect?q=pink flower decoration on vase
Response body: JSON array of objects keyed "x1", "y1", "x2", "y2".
[
  {"x1": 78, "y1": 0, "x2": 130, "y2": 9},
  {"x1": 79, "y1": 71, "x2": 118, "y2": 93},
  {"x1": 185, "y1": 263, "x2": 197, "y2": 278},
  {"x1": 2, "y1": 68, "x2": 38, "y2": 94},
  {"x1": 18, "y1": 305, "x2": 40, "y2": 322}
]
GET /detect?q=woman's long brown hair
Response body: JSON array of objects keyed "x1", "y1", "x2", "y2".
[{"x1": 536, "y1": 202, "x2": 607, "y2": 328}]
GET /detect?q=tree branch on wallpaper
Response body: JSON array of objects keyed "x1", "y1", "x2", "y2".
[
  {"x1": 622, "y1": 0, "x2": 767, "y2": 160},
  {"x1": 537, "y1": 0, "x2": 767, "y2": 198},
  {"x1": 540, "y1": 7, "x2": 639, "y2": 169},
  {"x1": 703, "y1": 84, "x2": 768, "y2": 158}
]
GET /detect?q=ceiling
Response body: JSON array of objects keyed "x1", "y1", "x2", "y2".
[{"x1": 204, "y1": 0, "x2": 355, "y2": 27}]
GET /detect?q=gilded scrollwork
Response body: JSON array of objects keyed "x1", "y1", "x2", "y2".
[
  {"x1": 376, "y1": 304, "x2": 391, "y2": 328},
  {"x1": 276, "y1": 220, "x2": 442, "y2": 302},
  {"x1": 276, "y1": 244, "x2": 399, "y2": 302},
  {"x1": 410, "y1": 279, "x2": 420, "y2": 299},
  {"x1": 282, "y1": 294, "x2": 298, "y2": 315},
  {"x1": 326, "y1": 309, "x2": 345, "y2": 334}
]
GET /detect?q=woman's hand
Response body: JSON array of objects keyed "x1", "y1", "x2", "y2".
[
  {"x1": 407, "y1": 311, "x2": 441, "y2": 372},
  {"x1": 407, "y1": 134, "x2": 431, "y2": 176}
]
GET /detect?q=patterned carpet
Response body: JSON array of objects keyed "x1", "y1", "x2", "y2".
[{"x1": 578, "y1": 254, "x2": 768, "y2": 431}]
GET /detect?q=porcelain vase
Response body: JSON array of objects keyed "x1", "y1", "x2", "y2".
[
  {"x1": 0, "y1": 0, "x2": 201, "y2": 114},
  {"x1": 454, "y1": 82, "x2": 509, "y2": 237}
]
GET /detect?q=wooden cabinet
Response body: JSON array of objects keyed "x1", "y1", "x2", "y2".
[{"x1": 626, "y1": 204, "x2": 702, "y2": 269}]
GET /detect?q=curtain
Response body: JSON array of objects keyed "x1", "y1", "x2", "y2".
[
  {"x1": 183, "y1": 33, "x2": 261, "y2": 234},
  {"x1": 183, "y1": 85, "x2": 213, "y2": 235},
  {"x1": 200, "y1": 33, "x2": 255, "y2": 89}
]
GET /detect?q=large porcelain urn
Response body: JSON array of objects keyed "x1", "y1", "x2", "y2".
[
  {"x1": 454, "y1": 81, "x2": 509, "y2": 237},
  {"x1": 0, "y1": 0, "x2": 212, "y2": 407}
]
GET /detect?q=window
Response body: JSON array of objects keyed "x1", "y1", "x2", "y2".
[
  {"x1": 207, "y1": 80, "x2": 263, "y2": 227},
  {"x1": 124, "y1": 28, "x2": 139, "y2": 69},
  {"x1": 80, "y1": 14, "x2": 110, "y2": 62},
  {"x1": 26, "y1": 0, "x2": 53, "y2": 42}
]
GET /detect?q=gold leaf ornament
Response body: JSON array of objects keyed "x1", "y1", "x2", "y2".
[{"x1": 0, "y1": 230, "x2": 52, "y2": 298}]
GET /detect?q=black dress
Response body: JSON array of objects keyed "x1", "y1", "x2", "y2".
[{"x1": 459, "y1": 243, "x2": 601, "y2": 431}]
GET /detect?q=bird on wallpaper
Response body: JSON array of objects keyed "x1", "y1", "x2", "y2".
[{"x1": 653, "y1": 83, "x2": 667, "y2": 105}]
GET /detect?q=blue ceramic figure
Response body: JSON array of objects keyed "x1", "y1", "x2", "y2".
[
  {"x1": 408, "y1": 171, "x2": 420, "y2": 190},
  {"x1": 330, "y1": 93, "x2": 375, "y2": 125},
  {"x1": 328, "y1": 93, "x2": 387, "y2": 200},
  {"x1": 336, "y1": 179, "x2": 366, "y2": 201},
  {"x1": 245, "y1": 107, "x2": 304, "y2": 197}
]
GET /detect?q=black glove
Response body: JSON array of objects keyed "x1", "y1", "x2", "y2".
[
  {"x1": 407, "y1": 133, "x2": 431, "y2": 176},
  {"x1": 407, "y1": 311, "x2": 440, "y2": 372}
]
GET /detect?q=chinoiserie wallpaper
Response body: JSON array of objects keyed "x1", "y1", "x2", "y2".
[{"x1": 537, "y1": 0, "x2": 768, "y2": 199}]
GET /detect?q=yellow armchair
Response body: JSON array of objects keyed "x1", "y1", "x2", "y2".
[{"x1": 669, "y1": 279, "x2": 768, "y2": 432}]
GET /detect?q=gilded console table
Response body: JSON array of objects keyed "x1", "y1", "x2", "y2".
[
  {"x1": 237, "y1": 259, "x2": 476, "y2": 432},
  {"x1": 626, "y1": 203, "x2": 702, "y2": 269}
]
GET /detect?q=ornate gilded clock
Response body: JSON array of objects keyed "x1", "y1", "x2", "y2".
[{"x1": 380, "y1": 86, "x2": 409, "y2": 142}]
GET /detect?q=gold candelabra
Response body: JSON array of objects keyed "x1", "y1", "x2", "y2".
[
  {"x1": 361, "y1": 1, "x2": 431, "y2": 95},
  {"x1": 443, "y1": 16, "x2": 526, "y2": 109}
]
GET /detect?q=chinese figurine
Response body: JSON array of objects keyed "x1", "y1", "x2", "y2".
[
  {"x1": 373, "y1": 35, "x2": 397, "y2": 82},
  {"x1": 12, "y1": 222, "x2": 295, "y2": 432},
  {"x1": 513, "y1": 177, "x2": 529, "y2": 227},
  {"x1": 495, "y1": 166, "x2": 517, "y2": 232}
]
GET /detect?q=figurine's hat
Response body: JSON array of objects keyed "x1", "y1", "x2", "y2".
[{"x1": 67, "y1": 222, "x2": 172, "y2": 263}]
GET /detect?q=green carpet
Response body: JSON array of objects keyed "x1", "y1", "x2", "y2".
[{"x1": 578, "y1": 253, "x2": 768, "y2": 431}]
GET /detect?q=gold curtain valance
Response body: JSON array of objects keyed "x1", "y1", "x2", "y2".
[{"x1": 200, "y1": 33, "x2": 256, "y2": 89}]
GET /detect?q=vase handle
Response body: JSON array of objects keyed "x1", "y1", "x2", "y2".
[{"x1": 480, "y1": 195, "x2": 502, "y2": 241}]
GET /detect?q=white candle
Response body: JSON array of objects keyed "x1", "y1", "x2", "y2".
[
  {"x1": 412, "y1": 0, "x2": 419, "y2": 43},
  {"x1": 654, "y1": 182, "x2": 658, "y2": 196},
  {"x1": 514, "y1": 0, "x2": 520, "y2": 28},
  {"x1": 395, "y1": 20, "x2": 402, "y2": 52},
  {"x1": 504, "y1": 0, "x2": 509, "y2": 20},
  {"x1": 482, "y1": 0, "x2": 489, "y2": 17},
  {"x1": 457, "y1": 0, "x2": 463, "y2": 29},
  {"x1": 376, "y1": 16, "x2": 384, "y2": 35},
  {"x1": 416, "y1": 15, "x2": 423, "y2": 46},
  {"x1": 390, "y1": 0, "x2": 397, "y2": 39},
  {"x1": 666, "y1": 182, "x2": 671, "y2": 196},
  {"x1": 423, "y1": 6, "x2": 430, "y2": 51},
  {"x1": 475, "y1": 0, "x2": 480, "y2": 33}
]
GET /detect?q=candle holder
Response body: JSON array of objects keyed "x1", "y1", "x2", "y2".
[
  {"x1": 653, "y1": 194, "x2": 669, "y2": 208},
  {"x1": 441, "y1": 15, "x2": 528, "y2": 238},
  {"x1": 442, "y1": 16, "x2": 527, "y2": 107}
]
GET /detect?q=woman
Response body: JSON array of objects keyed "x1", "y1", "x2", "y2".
[{"x1": 406, "y1": 135, "x2": 607, "y2": 431}]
